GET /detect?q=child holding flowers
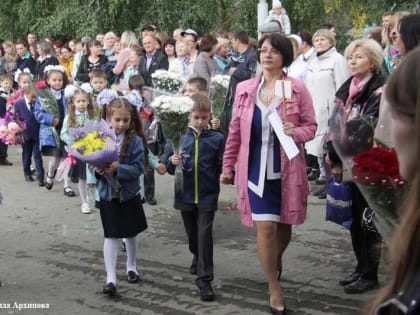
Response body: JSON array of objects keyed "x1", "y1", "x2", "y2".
[
  {"x1": 96, "y1": 97, "x2": 148, "y2": 296},
  {"x1": 34, "y1": 65, "x2": 74, "y2": 196},
  {"x1": 167, "y1": 93, "x2": 225, "y2": 302},
  {"x1": 61, "y1": 86, "x2": 97, "y2": 213}
]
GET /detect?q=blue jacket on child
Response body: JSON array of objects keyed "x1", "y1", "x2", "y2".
[
  {"x1": 166, "y1": 127, "x2": 225, "y2": 208},
  {"x1": 33, "y1": 89, "x2": 67, "y2": 149},
  {"x1": 14, "y1": 98, "x2": 40, "y2": 141},
  {"x1": 96, "y1": 135, "x2": 144, "y2": 202}
]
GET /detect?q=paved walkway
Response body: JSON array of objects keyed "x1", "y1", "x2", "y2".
[{"x1": 0, "y1": 146, "x2": 380, "y2": 314}]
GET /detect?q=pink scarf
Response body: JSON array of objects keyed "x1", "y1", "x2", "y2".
[{"x1": 348, "y1": 73, "x2": 373, "y2": 101}]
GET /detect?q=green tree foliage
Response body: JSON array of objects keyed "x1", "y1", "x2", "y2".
[{"x1": 0, "y1": 0, "x2": 417, "y2": 42}]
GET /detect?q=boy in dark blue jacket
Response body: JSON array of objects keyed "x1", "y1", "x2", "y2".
[
  {"x1": 14, "y1": 87, "x2": 45, "y2": 185},
  {"x1": 167, "y1": 93, "x2": 224, "y2": 302}
]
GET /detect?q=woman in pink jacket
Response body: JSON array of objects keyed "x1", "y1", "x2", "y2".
[{"x1": 221, "y1": 33, "x2": 316, "y2": 314}]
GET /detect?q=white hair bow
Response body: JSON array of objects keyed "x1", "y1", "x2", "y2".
[
  {"x1": 64, "y1": 84, "x2": 79, "y2": 99},
  {"x1": 14, "y1": 68, "x2": 33, "y2": 82},
  {"x1": 43, "y1": 65, "x2": 66, "y2": 74},
  {"x1": 79, "y1": 83, "x2": 93, "y2": 94}
]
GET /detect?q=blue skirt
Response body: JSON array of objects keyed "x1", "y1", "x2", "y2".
[{"x1": 248, "y1": 178, "x2": 281, "y2": 222}]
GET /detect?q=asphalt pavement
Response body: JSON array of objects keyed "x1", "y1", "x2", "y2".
[{"x1": 0, "y1": 146, "x2": 382, "y2": 314}]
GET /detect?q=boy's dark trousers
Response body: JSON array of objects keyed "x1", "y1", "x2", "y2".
[
  {"x1": 22, "y1": 139, "x2": 44, "y2": 180},
  {"x1": 144, "y1": 168, "x2": 155, "y2": 203},
  {"x1": 144, "y1": 141, "x2": 159, "y2": 204},
  {"x1": 181, "y1": 208, "x2": 215, "y2": 283}
]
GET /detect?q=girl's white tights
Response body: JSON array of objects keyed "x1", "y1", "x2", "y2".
[
  {"x1": 125, "y1": 236, "x2": 138, "y2": 275},
  {"x1": 103, "y1": 238, "x2": 119, "y2": 285},
  {"x1": 103, "y1": 236, "x2": 138, "y2": 285},
  {"x1": 78, "y1": 179, "x2": 88, "y2": 204},
  {"x1": 47, "y1": 157, "x2": 70, "y2": 188}
]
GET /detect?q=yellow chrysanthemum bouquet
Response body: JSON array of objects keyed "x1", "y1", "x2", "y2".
[{"x1": 68, "y1": 119, "x2": 118, "y2": 168}]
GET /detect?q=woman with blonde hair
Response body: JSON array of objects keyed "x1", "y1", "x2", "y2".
[
  {"x1": 214, "y1": 37, "x2": 230, "y2": 74},
  {"x1": 0, "y1": 40, "x2": 17, "y2": 75},
  {"x1": 326, "y1": 38, "x2": 386, "y2": 294},
  {"x1": 103, "y1": 31, "x2": 118, "y2": 57},
  {"x1": 169, "y1": 38, "x2": 193, "y2": 79},
  {"x1": 112, "y1": 31, "x2": 139, "y2": 78}
]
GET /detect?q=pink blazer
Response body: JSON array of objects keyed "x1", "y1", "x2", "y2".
[{"x1": 223, "y1": 74, "x2": 317, "y2": 227}]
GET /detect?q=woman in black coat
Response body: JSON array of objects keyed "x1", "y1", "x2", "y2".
[
  {"x1": 34, "y1": 40, "x2": 59, "y2": 81},
  {"x1": 326, "y1": 38, "x2": 386, "y2": 295},
  {"x1": 75, "y1": 40, "x2": 108, "y2": 83}
]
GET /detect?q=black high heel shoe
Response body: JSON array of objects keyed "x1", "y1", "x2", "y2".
[{"x1": 270, "y1": 305, "x2": 287, "y2": 314}]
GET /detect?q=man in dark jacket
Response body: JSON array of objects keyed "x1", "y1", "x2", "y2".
[
  {"x1": 220, "y1": 30, "x2": 257, "y2": 134},
  {"x1": 139, "y1": 35, "x2": 169, "y2": 87}
]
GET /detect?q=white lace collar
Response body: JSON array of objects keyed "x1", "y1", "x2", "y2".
[{"x1": 49, "y1": 88, "x2": 62, "y2": 100}]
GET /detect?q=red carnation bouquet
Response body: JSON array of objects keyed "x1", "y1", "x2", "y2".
[{"x1": 351, "y1": 147, "x2": 407, "y2": 238}]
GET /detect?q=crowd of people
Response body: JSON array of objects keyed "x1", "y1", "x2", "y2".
[{"x1": 0, "y1": 1, "x2": 419, "y2": 313}]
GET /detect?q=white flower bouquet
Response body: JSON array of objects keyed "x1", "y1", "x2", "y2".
[
  {"x1": 151, "y1": 95, "x2": 193, "y2": 150},
  {"x1": 151, "y1": 69, "x2": 186, "y2": 93},
  {"x1": 209, "y1": 74, "x2": 230, "y2": 126},
  {"x1": 151, "y1": 95, "x2": 194, "y2": 196}
]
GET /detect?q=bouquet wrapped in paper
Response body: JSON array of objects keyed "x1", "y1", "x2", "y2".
[
  {"x1": 151, "y1": 70, "x2": 185, "y2": 93},
  {"x1": 209, "y1": 74, "x2": 230, "y2": 119},
  {"x1": 67, "y1": 119, "x2": 118, "y2": 168},
  {"x1": 351, "y1": 147, "x2": 407, "y2": 238},
  {"x1": 151, "y1": 95, "x2": 194, "y2": 195},
  {"x1": 36, "y1": 86, "x2": 62, "y2": 150},
  {"x1": 329, "y1": 99, "x2": 407, "y2": 239},
  {"x1": 0, "y1": 111, "x2": 26, "y2": 145},
  {"x1": 151, "y1": 95, "x2": 193, "y2": 151}
]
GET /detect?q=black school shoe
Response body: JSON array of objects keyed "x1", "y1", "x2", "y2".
[
  {"x1": 339, "y1": 272, "x2": 360, "y2": 286},
  {"x1": 25, "y1": 175, "x2": 34, "y2": 182},
  {"x1": 146, "y1": 197, "x2": 157, "y2": 205},
  {"x1": 196, "y1": 280, "x2": 215, "y2": 302},
  {"x1": 103, "y1": 282, "x2": 116, "y2": 296},
  {"x1": 344, "y1": 278, "x2": 378, "y2": 294},
  {"x1": 0, "y1": 159, "x2": 12, "y2": 166},
  {"x1": 127, "y1": 271, "x2": 139, "y2": 283}
]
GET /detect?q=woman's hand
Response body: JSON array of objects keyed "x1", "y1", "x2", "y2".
[
  {"x1": 53, "y1": 118, "x2": 60, "y2": 126},
  {"x1": 220, "y1": 173, "x2": 234, "y2": 185},
  {"x1": 331, "y1": 164, "x2": 343, "y2": 181},
  {"x1": 283, "y1": 122, "x2": 295, "y2": 137},
  {"x1": 171, "y1": 154, "x2": 181, "y2": 166}
]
